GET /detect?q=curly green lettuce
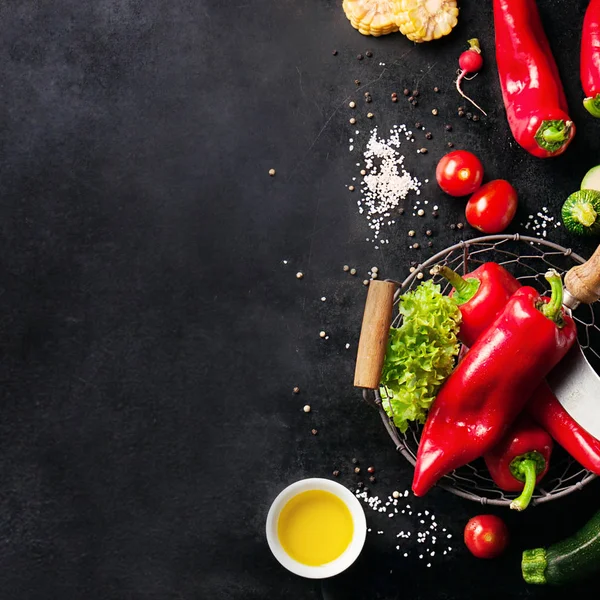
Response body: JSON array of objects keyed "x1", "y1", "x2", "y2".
[{"x1": 380, "y1": 279, "x2": 461, "y2": 433}]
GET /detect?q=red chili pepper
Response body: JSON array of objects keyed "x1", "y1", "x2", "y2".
[
  {"x1": 493, "y1": 0, "x2": 575, "y2": 158},
  {"x1": 484, "y1": 414, "x2": 553, "y2": 511},
  {"x1": 412, "y1": 270, "x2": 577, "y2": 497},
  {"x1": 434, "y1": 263, "x2": 520, "y2": 347},
  {"x1": 582, "y1": 0, "x2": 600, "y2": 117},
  {"x1": 527, "y1": 381, "x2": 600, "y2": 475}
]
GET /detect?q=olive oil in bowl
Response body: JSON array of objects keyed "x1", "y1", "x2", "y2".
[{"x1": 277, "y1": 489, "x2": 354, "y2": 566}]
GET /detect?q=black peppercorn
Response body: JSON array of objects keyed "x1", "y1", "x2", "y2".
[
  {"x1": 365, "y1": 50, "x2": 373, "y2": 57},
  {"x1": 412, "y1": 90, "x2": 419, "y2": 97},
  {"x1": 403, "y1": 88, "x2": 410, "y2": 96},
  {"x1": 432, "y1": 211, "x2": 439, "y2": 218},
  {"x1": 408, "y1": 96, "x2": 414, "y2": 102},
  {"x1": 458, "y1": 110, "x2": 465, "y2": 117},
  {"x1": 447, "y1": 142, "x2": 454, "y2": 148},
  {"x1": 366, "y1": 96, "x2": 372, "y2": 103},
  {"x1": 473, "y1": 114, "x2": 480, "y2": 122},
  {"x1": 425, "y1": 132, "x2": 432, "y2": 139},
  {"x1": 450, "y1": 224, "x2": 456, "y2": 230},
  {"x1": 425, "y1": 230, "x2": 432, "y2": 237},
  {"x1": 412, "y1": 100, "x2": 418, "y2": 106},
  {"x1": 333, "y1": 470, "x2": 340, "y2": 477},
  {"x1": 445, "y1": 124, "x2": 453, "y2": 132},
  {"x1": 415, "y1": 122, "x2": 422, "y2": 129},
  {"x1": 433, "y1": 86, "x2": 440, "y2": 93},
  {"x1": 457, "y1": 222, "x2": 464, "y2": 230},
  {"x1": 332, "y1": 50, "x2": 338, "y2": 56},
  {"x1": 458, "y1": 106, "x2": 466, "y2": 112},
  {"x1": 428, "y1": 241, "x2": 433, "y2": 247},
  {"x1": 357, "y1": 54, "x2": 363, "y2": 61},
  {"x1": 399, "y1": 207, "x2": 405, "y2": 215}
]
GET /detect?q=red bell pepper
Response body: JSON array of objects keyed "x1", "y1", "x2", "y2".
[
  {"x1": 484, "y1": 414, "x2": 553, "y2": 511},
  {"x1": 528, "y1": 381, "x2": 600, "y2": 475},
  {"x1": 582, "y1": 0, "x2": 600, "y2": 117},
  {"x1": 412, "y1": 270, "x2": 577, "y2": 497},
  {"x1": 493, "y1": 0, "x2": 575, "y2": 158},
  {"x1": 434, "y1": 263, "x2": 520, "y2": 347}
]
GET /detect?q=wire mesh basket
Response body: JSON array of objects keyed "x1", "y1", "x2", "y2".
[{"x1": 362, "y1": 234, "x2": 599, "y2": 506}]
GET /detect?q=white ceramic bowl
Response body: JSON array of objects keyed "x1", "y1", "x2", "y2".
[{"x1": 265, "y1": 477, "x2": 367, "y2": 579}]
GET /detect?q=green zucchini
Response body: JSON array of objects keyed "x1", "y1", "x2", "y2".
[
  {"x1": 561, "y1": 189, "x2": 600, "y2": 236},
  {"x1": 522, "y1": 508, "x2": 600, "y2": 585}
]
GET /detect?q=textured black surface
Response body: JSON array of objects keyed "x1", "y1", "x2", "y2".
[{"x1": 1, "y1": 0, "x2": 600, "y2": 598}]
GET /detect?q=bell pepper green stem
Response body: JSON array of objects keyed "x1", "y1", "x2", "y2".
[
  {"x1": 509, "y1": 458, "x2": 539, "y2": 511},
  {"x1": 522, "y1": 548, "x2": 548, "y2": 584},
  {"x1": 540, "y1": 270, "x2": 564, "y2": 324},
  {"x1": 535, "y1": 120, "x2": 573, "y2": 153},
  {"x1": 432, "y1": 265, "x2": 481, "y2": 305},
  {"x1": 543, "y1": 127, "x2": 569, "y2": 143},
  {"x1": 583, "y1": 94, "x2": 600, "y2": 118}
]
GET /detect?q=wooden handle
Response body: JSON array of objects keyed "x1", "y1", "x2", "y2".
[
  {"x1": 354, "y1": 280, "x2": 397, "y2": 389},
  {"x1": 565, "y1": 243, "x2": 600, "y2": 304}
]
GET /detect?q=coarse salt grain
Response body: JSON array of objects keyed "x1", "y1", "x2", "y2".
[{"x1": 356, "y1": 126, "x2": 422, "y2": 245}]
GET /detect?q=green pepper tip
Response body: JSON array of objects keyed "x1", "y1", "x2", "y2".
[
  {"x1": 539, "y1": 270, "x2": 564, "y2": 324},
  {"x1": 433, "y1": 264, "x2": 480, "y2": 306},
  {"x1": 509, "y1": 452, "x2": 545, "y2": 512},
  {"x1": 535, "y1": 119, "x2": 573, "y2": 153},
  {"x1": 583, "y1": 94, "x2": 600, "y2": 118}
]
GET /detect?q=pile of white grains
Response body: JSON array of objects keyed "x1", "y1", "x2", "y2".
[
  {"x1": 355, "y1": 126, "x2": 423, "y2": 246},
  {"x1": 357, "y1": 487, "x2": 454, "y2": 566}
]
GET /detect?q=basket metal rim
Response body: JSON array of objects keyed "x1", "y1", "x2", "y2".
[{"x1": 371, "y1": 233, "x2": 597, "y2": 507}]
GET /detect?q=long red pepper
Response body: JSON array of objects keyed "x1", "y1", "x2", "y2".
[
  {"x1": 412, "y1": 271, "x2": 577, "y2": 497},
  {"x1": 484, "y1": 414, "x2": 553, "y2": 511},
  {"x1": 582, "y1": 0, "x2": 600, "y2": 117},
  {"x1": 434, "y1": 263, "x2": 520, "y2": 347},
  {"x1": 528, "y1": 381, "x2": 600, "y2": 475},
  {"x1": 444, "y1": 264, "x2": 600, "y2": 478},
  {"x1": 494, "y1": 0, "x2": 575, "y2": 158}
]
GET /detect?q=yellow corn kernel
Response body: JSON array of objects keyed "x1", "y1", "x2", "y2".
[
  {"x1": 342, "y1": 0, "x2": 401, "y2": 37},
  {"x1": 396, "y1": 0, "x2": 458, "y2": 43}
]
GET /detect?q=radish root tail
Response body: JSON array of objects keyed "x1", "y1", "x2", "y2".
[{"x1": 456, "y1": 71, "x2": 487, "y2": 116}]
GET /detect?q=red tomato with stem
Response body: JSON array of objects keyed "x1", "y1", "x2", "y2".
[
  {"x1": 465, "y1": 179, "x2": 518, "y2": 233},
  {"x1": 464, "y1": 515, "x2": 509, "y2": 559},
  {"x1": 436, "y1": 150, "x2": 484, "y2": 197}
]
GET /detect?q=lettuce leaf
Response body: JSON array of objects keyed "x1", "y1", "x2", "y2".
[{"x1": 380, "y1": 279, "x2": 461, "y2": 433}]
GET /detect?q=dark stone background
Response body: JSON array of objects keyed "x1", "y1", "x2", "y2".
[{"x1": 0, "y1": 0, "x2": 599, "y2": 598}]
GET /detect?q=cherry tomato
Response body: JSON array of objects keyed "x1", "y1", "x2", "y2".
[
  {"x1": 464, "y1": 515, "x2": 509, "y2": 559},
  {"x1": 435, "y1": 150, "x2": 484, "y2": 197},
  {"x1": 465, "y1": 179, "x2": 518, "y2": 234}
]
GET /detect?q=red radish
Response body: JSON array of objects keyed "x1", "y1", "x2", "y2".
[{"x1": 456, "y1": 38, "x2": 487, "y2": 116}]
